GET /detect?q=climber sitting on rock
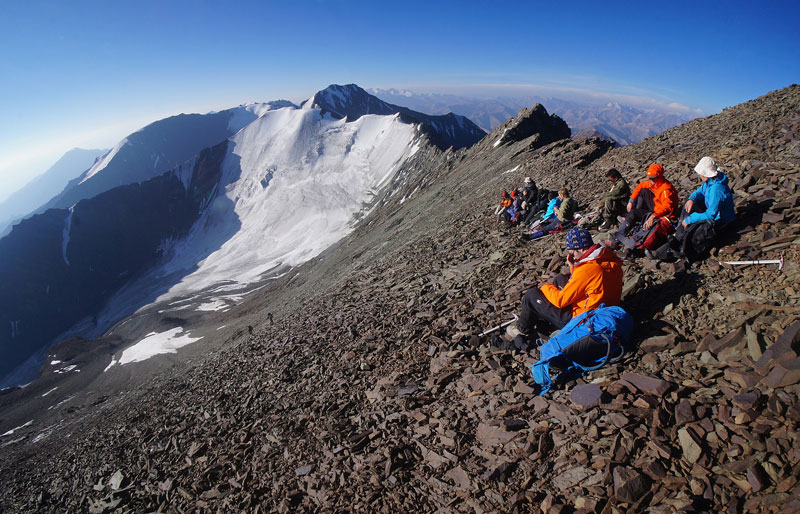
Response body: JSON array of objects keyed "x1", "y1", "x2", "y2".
[
  {"x1": 522, "y1": 187, "x2": 578, "y2": 241},
  {"x1": 494, "y1": 191, "x2": 513, "y2": 222},
  {"x1": 597, "y1": 168, "x2": 631, "y2": 230},
  {"x1": 607, "y1": 163, "x2": 678, "y2": 250},
  {"x1": 652, "y1": 156, "x2": 735, "y2": 263},
  {"x1": 507, "y1": 227, "x2": 623, "y2": 349}
]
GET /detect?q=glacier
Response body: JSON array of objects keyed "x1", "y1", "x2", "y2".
[{"x1": 154, "y1": 104, "x2": 419, "y2": 301}]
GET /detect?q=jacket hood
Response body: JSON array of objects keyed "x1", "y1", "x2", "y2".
[
  {"x1": 575, "y1": 244, "x2": 619, "y2": 266},
  {"x1": 711, "y1": 172, "x2": 729, "y2": 186}
]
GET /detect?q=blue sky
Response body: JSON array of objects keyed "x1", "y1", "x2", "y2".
[{"x1": 0, "y1": 0, "x2": 798, "y2": 199}]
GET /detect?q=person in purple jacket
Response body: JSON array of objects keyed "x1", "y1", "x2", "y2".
[{"x1": 652, "y1": 156, "x2": 735, "y2": 262}]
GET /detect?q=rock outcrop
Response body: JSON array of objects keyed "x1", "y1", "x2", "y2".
[{"x1": 491, "y1": 104, "x2": 571, "y2": 149}]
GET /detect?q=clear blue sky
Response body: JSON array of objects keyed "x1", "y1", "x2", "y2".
[{"x1": 1, "y1": 0, "x2": 798, "y2": 199}]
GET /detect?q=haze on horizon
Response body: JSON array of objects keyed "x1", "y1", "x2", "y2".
[{"x1": 1, "y1": 0, "x2": 797, "y2": 202}]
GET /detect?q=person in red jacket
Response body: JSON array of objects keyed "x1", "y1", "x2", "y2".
[
  {"x1": 507, "y1": 227, "x2": 623, "y2": 345},
  {"x1": 609, "y1": 163, "x2": 678, "y2": 248}
]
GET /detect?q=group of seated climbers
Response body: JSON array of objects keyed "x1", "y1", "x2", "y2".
[
  {"x1": 602, "y1": 157, "x2": 735, "y2": 263},
  {"x1": 502, "y1": 155, "x2": 735, "y2": 350},
  {"x1": 493, "y1": 177, "x2": 582, "y2": 240},
  {"x1": 493, "y1": 177, "x2": 553, "y2": 227}
]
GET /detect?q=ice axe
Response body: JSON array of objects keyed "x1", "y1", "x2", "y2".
[
  {"x1": 480, "y1": 314, "x2": 519, "y2": 337},
  {"x1": 723, "y1": 252, "x2": 784, "y2": 271}
]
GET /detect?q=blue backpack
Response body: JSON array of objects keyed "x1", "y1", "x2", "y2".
[{"x1": 530, "y1": 305, "x2": 634, "y2": 395}]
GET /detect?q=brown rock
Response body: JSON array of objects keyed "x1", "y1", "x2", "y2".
[
  {"x1": 746, "y1": 463, "x2": 770, "y2": 493},
  {"x1": 613, "y1": 466, "x2": 650, "y2": 504},
  {"x1": 476, "y1": 422, "x2": 519, "y2": 446},
  {"x1": 482, "y1": 461, "x2": 514, "y2": 481},
  {"x1": 761, "y1": 358, "x2": 800, "y2": 388},
  {"x1": 295, "y1": 464, "x2": 313, "y2": 476},
  {"x1": 732, "y1": 391, "x2": 761, "y2": 410},
  {"x1": 643, "y1": 460, "x2": 667, "y2": 480},
  {"x1": 503, "y1": 418, "x2": 528, "y2": 431},
  {"x1": 551, "y1": 466, "x2": 595, "y2": 492},
  {"x1": 674, "y1": 399, "x2": 696, "y2": 426},
  {"x1": 445, "y1": 466, "x2": 471, "y2": 490},
  {"x1": 570, "y1": 383, "x2": 603, "y2": 408},
  {"x1": 709, "y1": 327, "x2": 746, "y2": 355},
  {"x1": 619, "y1": 373, "x2": 672, "y2": 396},
  {"x1": 640, "y1": 334, "x2": 676, "y2": 353},
  {"x1": 678, "y1": 427, "x2": 703, "y2": 464}
]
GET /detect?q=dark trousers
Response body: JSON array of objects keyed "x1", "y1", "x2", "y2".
[
  {"x1": 518, "y1": 273, "x2": 573, "y2": 335},
  {"x1": 602, "y1": 197, "x2": 628, "y2": 223},
  {"x1": 657, "y1": 198, "x2": 720, "y2": 262},
  {"x1": 614, "y1": 188, "x2": 655, "y2": 248}
]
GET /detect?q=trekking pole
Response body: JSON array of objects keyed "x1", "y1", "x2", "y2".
[
  {"x1": 480, "y1": 314, "x2": 519, "y2": 336},
  {"x1": 723, "y1": 252, "x2": 784, "y2": 271}
]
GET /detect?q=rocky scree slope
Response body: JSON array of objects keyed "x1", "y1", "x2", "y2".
[{"x1": 1, "y1": 90, "x2": 799, "y2": 513}]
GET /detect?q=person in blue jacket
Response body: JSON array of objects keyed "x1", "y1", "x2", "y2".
[{"x1": 652, "y1": 156, "x2": 735, "y2": 262}]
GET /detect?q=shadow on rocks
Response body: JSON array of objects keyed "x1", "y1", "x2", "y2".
[{"x1": 622, "y1": 271, "x2": 703, "y2": 342}]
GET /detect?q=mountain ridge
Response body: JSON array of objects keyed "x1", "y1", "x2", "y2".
[
  {"x1": 1, "y1": 85, "x2": 798, "y2": 512},
  {"x1": 369, "y1": 87, "x2": 696, "y2": 146}
]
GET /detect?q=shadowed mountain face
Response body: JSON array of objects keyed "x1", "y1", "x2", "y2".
[
  {"x1": 0, "y1": 142, "x2": 232, "y2": 386},
  {"x1": 309, "y1": 84, "x2": 486, "y2": 150},
  {"x1": 0, "y1": 148, "x2": 106, "y2": 236},
  {"x1": 42, "y1": 101, "x2": 296, "y2": 213}
]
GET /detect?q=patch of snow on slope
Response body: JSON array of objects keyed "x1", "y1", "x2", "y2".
[
  {"x1": 156, "y1": 107, "x2": 419, "y2": 299},
  {"x1": 61, "y1": 206, "x2": 74, "y2": 265},
  {"x1": 196, "y1": 299, "x2": 229, "y2": 312},
  {"x1": 105, "y1": 328, "x2": 203, "y2": 370},
  {"x1": 2, "y1": 420, "x2": 33, "y2": 437},
  {"x1": 79, "y1": 139, "x2": 128, "y2": 185}
]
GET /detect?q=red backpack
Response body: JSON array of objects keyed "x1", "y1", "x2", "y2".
[{"x1": 633, "y1": 217, "x2": 675, "y2": 250}]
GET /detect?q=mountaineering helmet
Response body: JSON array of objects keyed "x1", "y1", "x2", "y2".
[
  {"x1": 565, "y1": 227, "x2": 593, "y2": 250},
  {"x1": 646, "y1": 163, "x2": 664, "y2": 178},
  {"x1": 694, "y1": 156, "x2": 720, "y2": 178}
]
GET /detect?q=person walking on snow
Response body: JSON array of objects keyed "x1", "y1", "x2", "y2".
[
  {"x1": 507, "y1": 227, "x2": 624, "y2": 346},
  {"x1": 652, "y1": 156, "x2": 735, "y2": 262},
  {"x1": 609, "y1": 163, "x2": 678, "y2": 249}
]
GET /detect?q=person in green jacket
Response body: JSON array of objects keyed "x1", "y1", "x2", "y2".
[{"x1": 598, "y1": 168, "x2": 631, "y2": 230}]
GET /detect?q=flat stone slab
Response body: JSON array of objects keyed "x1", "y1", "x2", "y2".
[{"x1": 570, "y1": 383, "x2": 602, "y2": 408}]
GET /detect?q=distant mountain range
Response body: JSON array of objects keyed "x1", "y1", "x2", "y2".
[
  {"x1": 0, "y1": 148, "x2": 107, "y2": 236},
  {"x1": 368, "y1": 88, "x2": 697, "y2": 146}
]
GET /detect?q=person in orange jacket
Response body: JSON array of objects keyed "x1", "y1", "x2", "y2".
[
  {"x1": 610, "y1": 163, "x2": 678, "y2": 247},
  {"x1": 507, "y1": 227, "x2": 623, "y2": 344}
]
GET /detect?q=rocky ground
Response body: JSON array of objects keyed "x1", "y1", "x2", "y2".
[{"x1": 1, "y1": 85, "x2": 798, "y2": 513}]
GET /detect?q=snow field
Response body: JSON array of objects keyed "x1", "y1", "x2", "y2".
[{"x1": 104, "y1": 327, "x2": 203, "y2": 371}]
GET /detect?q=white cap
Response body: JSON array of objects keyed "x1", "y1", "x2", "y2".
[
  {"x1": 524, "y1": 176, "x2": 532, "y2": 184},
  {"x1": 694, "y1": 156, "x2": 720, "y2": 178}
]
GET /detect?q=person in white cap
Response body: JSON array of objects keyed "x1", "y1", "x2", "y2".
[{"x1": 652, "y1": 156, "x2": 735, "y2": 262}]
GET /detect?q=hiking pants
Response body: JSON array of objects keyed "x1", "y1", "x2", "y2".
[
  {"x1": 602, "y1": 197, "x2": 627, "y2": 223},
  {"x1": 518, "y1": 274, "x2": 573, "y2": 335},
  {"x1": 614, "y1": 189, "x2": 655, "y2": 248}
]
